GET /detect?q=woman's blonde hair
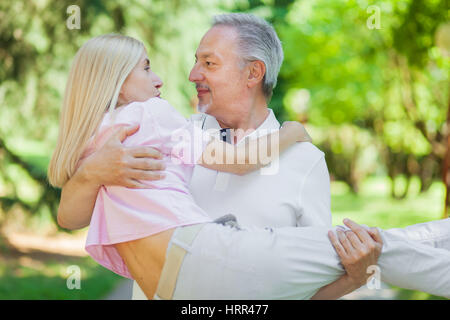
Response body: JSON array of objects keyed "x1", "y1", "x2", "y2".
[{"x1": 48, "y1": 34, "x2": 145, "y2": 187}]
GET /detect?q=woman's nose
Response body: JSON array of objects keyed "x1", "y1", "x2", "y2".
[{"x1": 153, "y1": 74, "x2": 163, "y2": 89}]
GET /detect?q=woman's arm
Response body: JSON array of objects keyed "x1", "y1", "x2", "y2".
[
  {"x1": 57, "y1": 125, "x2": 165, "y2": 230},
  {"x1": 198, "y1": 121, "x2": 311, "y2": 175}
]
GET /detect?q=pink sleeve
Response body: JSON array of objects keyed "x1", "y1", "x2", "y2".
[{"x1": 144, "y1": 98, "x2": 213, "y2": 165}]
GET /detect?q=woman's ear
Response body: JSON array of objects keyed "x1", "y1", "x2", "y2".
[
  {"x1": 247, "y1": 60, "x2": 266, "y2": 89},
  {"x1": 117, "y1": 90, "x2": 126, "y2": 106}
]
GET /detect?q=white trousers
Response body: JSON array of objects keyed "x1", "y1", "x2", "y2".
[{"x1": 132, "y1": 218, "x2": 450, "y2": 299}]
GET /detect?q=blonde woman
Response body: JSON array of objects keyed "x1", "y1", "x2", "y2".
[{"x1": 48, "y1": 34, "x2": 450, "y2": 300}]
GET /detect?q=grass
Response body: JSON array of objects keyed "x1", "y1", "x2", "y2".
[
  {"x1": 330, "y1": 176, "x2": 448, "y2": 300},
  {"x1": 331, "y1": 176, "x2": 445, "y2": 228},
  {"x1": 0, "y1": 250, "x2": 123, "y2": 300}
]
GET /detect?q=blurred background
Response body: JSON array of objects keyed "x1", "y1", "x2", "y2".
[{"x1": 0, "y1": 0, "x2": 448, "y2": 299}]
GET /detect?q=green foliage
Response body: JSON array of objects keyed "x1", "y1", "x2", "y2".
[
  {"x1": 272, "y1": 0, "x2": 449, "y2": 192},
  {"x1": 0, "y1": 0, "x2": 448, "y2": 225},
  {"x1": 0, "y1": 0, "x2": 221, "y2": 225}
]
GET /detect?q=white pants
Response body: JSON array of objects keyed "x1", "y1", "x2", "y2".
[{"x1": 132, "y1": 218, "x2": 450, "y2": 299}]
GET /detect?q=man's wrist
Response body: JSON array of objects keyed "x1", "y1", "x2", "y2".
[
  {"x1": 341, "y1": 274, "x2": 364, "y2": 293},
  {"x1": 75, "y1": 161, "x2": 101, "y2": 189}
]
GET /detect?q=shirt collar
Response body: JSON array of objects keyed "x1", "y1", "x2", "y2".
[{"x1": 201, "y1": 108, "x2": 280, "y2": 143}]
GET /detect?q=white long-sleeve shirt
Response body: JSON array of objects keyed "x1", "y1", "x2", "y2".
[{"x1": 188, "y1": 109, "x2": 332, "y2": 228}]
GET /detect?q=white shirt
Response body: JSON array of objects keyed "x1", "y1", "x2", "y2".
[
  {"x1": 188, "y1": 109, "x2": 332, "y2": 228},
  {"x1": 132, "y1": 108, "x2": 332, "y2": 299}
]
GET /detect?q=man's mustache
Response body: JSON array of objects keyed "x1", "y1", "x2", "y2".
[{"x1": 196, "y1": 84, "x2": 210, "y2": 91}]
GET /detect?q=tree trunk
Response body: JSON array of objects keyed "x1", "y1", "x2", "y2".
[{"x1": 442, "y1": 86, "x2": 450, "y2": 219}]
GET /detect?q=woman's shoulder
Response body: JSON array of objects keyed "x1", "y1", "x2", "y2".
[{"x1": 113, "y1": 97, "x2": 181, "y2": 122}]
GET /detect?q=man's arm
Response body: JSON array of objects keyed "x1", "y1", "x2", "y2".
[
  {"x1": 297, "y1": 154, "x2": 332, "y2": 227},
  {"x1": 298, "y1": 154, "x2": 382, "y2": 299},
  {"x1": 57, "y1": 125, "x2": 166, "y2": 230}
]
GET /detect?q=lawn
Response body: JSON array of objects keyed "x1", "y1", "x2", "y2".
[
  {"x1": 0, "y1": 242, "x2": 123, "y2": 300},
  {"x1": 330, "y1": 176, "x2": 448, "y2": 300}
]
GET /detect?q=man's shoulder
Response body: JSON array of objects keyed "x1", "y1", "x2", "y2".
[
  {"x1": 293, "y1": 141, "x2": 325, "y2": 157},
  {"x1": 281, "y1": 141, "x2": 326, "y2": 170}
]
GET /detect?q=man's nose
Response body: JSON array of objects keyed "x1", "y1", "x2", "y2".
[{"x1": 189, "y1": 64, "x2": 204, "y2": 83}]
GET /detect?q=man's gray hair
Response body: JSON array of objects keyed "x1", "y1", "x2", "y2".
[{"x1": 212, "y1": 13, "x2": 284, "y2": 100}]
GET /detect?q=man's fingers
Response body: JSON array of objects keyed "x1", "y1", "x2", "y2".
[
  {"x1": 124, "y1": 178, "x2": 153, "y2": 189},
  {"x1": 129, "y1": 169, "x2": 166, "y2": 181},
  {"x1": 337, "y1": 229, "x2": 354, "y2": 255},
  {"x1": 130, "y1": 146, "x2": 163, "y2": 159},
  {"x1": 112, "y1": 124, "x2": 140, "y2": 143},
  {"x1": 343, "y1": 219, "x2": 374, "y2": 244},
  {"x1": 368, "y1": 227, "x2": 383, "y2": 245},
  {"x1": 130, "y1": 158, "x2": 166, "y2": 171},
  {"x1": 345, "y1": 231, "x2": 363, "y2": 250},
  {"x1": 328, "y1": 231, "x2": 347, "y2": 258}
]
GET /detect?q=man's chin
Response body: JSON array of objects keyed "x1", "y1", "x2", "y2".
[{"x1": 197, "y1": 102, "x2": 211, "y2": 114}]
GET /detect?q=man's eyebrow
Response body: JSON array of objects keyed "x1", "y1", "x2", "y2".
[
  {"x1": 195, "y1": 53, "x2": 215, "y2": 60},
  {"x1": 144, "y1": 58, "x2": 150, "y2": 66}
]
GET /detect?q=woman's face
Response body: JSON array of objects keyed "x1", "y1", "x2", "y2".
[{"x1": 118, "y1": 51, "x2": 163, "y2": 106}]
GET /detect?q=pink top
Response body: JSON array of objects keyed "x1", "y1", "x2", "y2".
[{"x1": 80, "y1": 97, "x2": 213, "y2": 279}]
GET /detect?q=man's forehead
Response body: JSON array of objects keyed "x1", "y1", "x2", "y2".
[
  {"x1": 195, "y1": 26, "x2": 239, "y2": 58},
  {"x1": 195, "y1": 50, "x2": 217, "y2": 59}
]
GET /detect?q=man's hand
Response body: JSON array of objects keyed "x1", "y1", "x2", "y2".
[
  {"x1": 79, "y1": 124, "x2": 166, "y2": 189},
  {"x1": 328, "y1": 219, "x2": 383, "y2": 289}
]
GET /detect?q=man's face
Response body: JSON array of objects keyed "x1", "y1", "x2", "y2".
[{"x1": 189, "y1": 26, "x2": 248, "y2": 117}]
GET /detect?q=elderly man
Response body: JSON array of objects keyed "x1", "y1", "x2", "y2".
[{"x1": 57, "y1": 13, "x2": 450, "y2": 299}]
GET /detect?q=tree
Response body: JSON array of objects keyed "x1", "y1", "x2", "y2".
[{"x1": 0, "y1": 0, "x2": 219, "y2": 228}]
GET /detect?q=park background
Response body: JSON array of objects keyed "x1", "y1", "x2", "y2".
[{"x1": 0, "y1": 0, "x2": 449, "y2": 299}]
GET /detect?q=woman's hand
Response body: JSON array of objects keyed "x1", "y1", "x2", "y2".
[
  {"x1": 328, "y1": 219, "x2": 383, "y2": 289},
  {"x1": 80, "y1": 124, "x2": 167, "y2": 188},
  {"x1": 281, "y1": 121, "x2": 312, "y2": 143}
]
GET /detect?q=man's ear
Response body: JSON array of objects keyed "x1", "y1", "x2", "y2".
[{"x1": 247, "y1": 60, "x2": 266, "y2": 89}]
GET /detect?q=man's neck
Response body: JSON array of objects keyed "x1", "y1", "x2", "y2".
[
  {"x1": 215, "y1": 104, "x2": 270, "y2": 144},
  {"x1": 216, "y1": 93, "x2": 268, "y2": 128}
]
